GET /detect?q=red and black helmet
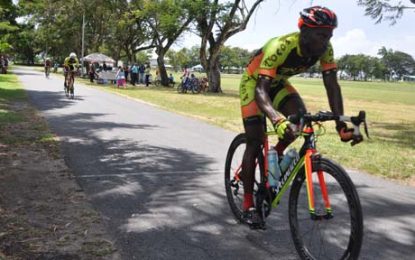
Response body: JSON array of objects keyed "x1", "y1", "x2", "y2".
[{"x1": 298, "y1": 6, "x2": 337, "y2": 29}]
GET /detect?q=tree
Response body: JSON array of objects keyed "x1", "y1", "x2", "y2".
[
  {"x1": 220, "y1": 45, "x2": 250, "y2": 73},
  {"x1": 358, "y1": 0, "x2": 415, "y2": 24},
  {"x1": 0, "y1": 0, "x2": 19, "y2": 54},
  {"x1": 378, "y1": 46, "x2": 415, "y2": 80},
  {"x1": 191, "y1": 0, "x2": 265, "y2": 92},
  {"x1": 138, "y1": 0, "x2": 194, "y2": 86}
]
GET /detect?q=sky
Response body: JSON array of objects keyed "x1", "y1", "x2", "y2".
[{"x1": 174, "y1": 0, "x2": 415, "y2": 58}]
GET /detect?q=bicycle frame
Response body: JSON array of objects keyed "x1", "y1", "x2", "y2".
[
  {"x1": 66, "y1": 70, "x2": 75, "y2": 87},
  {"x1": 263, "y1": 122, "x2": 332, "y2": 218}
]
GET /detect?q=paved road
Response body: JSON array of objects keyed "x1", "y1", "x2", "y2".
[{"x1": 15, "y1": 67, "x2": 415, "y2": 259}]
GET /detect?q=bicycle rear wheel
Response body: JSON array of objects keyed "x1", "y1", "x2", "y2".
[
  {"x1": 224, "y1": 134, "x2": 269, "y2": 223},
  {"x1": 191, "y1": 80, "x2": 200, "y2": 94},
  {"x1": 177, "y1": 83, "x2": 183, "y2": 93},
  {"x1": 288, "y1": 158, "x2": 363, "y2": 260},
  {"x1": 68, "y1": 76, "x2": 74, "y2": 99}
]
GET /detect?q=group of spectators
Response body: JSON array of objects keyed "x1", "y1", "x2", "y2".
[
  {"x1": 87, "y1": 62, "x2": 153, "y2": 87},
  {"x1": 0, "y1": 55, "x2": 9, "y2": 74},
  {"x1": 127, "y1": 63, "x2": 150, "y2": 86}
]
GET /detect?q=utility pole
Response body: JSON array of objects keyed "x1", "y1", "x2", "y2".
[{"x1": 81, "y1": 12, "x2": 85, "y2": 76}]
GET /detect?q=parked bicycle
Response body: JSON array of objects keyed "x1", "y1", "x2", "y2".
[
  {"x1": 225, "y1": 110, "x2": 369, "y2": 260},
  {"x1": 177, "y1": 74, "x2": 200, "y2": 94}
]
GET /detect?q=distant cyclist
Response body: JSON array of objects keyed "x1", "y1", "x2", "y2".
[
  {"x1": 44, "y1": 58, "x2": 52, "y2": 78},
  {"x1": 63, "y1": 52, "x2": 79, "y2": 88},
  {"x1": 239, "y1": 6, "x2": 358, "y2": 227}
]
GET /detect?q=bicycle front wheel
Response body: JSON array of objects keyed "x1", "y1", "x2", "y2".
[
  {"x1": 69, "y1": 76, "x2": 75, "y2": 99},
  {"x1": 288, "y1": 158, "x2": 363, "y2": 260}
]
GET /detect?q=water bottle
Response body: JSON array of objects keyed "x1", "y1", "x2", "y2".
[
  {"x1": 279, "y1": 148, "x2": 298, "y2": 173},
  {"x1": 267, "y1": 148, "x2": 281, "y2": 187}
]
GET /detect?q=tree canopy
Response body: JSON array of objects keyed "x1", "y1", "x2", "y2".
[
  {"x1": 1, "y1": 0, "x2": 414, "y2": 89},
  {"x1": 358, "y1": 0, "x2": 415, "y2": 24}
]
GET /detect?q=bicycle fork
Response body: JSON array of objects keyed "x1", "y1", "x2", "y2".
[{"x1": 304, "y1": 149, "x2": 333, "y2": 220}]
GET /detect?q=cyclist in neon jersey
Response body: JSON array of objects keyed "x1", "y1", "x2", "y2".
[
  {"x1": 63, "y1": 52, "x2": 79, "y2": 88},
  {"x1": 239, "y1": 6, "x2": 357, "y2": 227}
]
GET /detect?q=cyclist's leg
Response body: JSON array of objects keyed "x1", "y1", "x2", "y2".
[
  {"x1": 240, "y1": 74, "x2": 265, "y2": 219},
  {"x1": 64, "y1": 69, "x2": 68, "y2": 87},
  {"x1": 271, "y1": 80, "x2": 306, "y2": 156},
  {"x1": 71, "y1": 72, "x2": 75, "y2": 92},
  {"x1": 242, "y1": 117, "x2": 264, "y2": 208}
]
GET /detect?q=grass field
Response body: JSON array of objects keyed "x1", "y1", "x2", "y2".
[{"x1": 78, "y1": 72, "x2": 415, "y2": 183}]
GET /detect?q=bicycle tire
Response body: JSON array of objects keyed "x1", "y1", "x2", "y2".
[
  {"x1": 64, "y1": 80, "x2": 69, "y2": 97},
  {"x1": 288, "y1": 158, "x2": 363, "y2": 260},
  {"x1": 68, "y1": 75, "x2": 74, "y2": 99},
  {"x1": 224, "y1": 133, "x2": 268, "y2": 223},
  {"x1": 177, "y1": 83, "x2": 183, "y2": 93},
  {"x1": 191, "y1": 80, "x2": 200, "y2": 94}
]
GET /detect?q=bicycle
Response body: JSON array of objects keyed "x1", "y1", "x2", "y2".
[
  {"x1": 65, "y1": 69, "x2": 77, "y2": 99},
  {"x1": 225, "y1": 110, "x2": 369, "y2": 260},
  {"x1": 177, "y1": 77, "x2": 200, "y2": 94}
]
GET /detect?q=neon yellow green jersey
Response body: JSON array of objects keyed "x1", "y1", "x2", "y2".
[{"x1": 240, "y1": 32, "x2": 336, "y2": 118}]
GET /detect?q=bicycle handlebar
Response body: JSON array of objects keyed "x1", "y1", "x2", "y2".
[{"x1": 287, "y1": 110, "x2": 370, "y2": 146}]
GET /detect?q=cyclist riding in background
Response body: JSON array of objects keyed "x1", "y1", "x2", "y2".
[
  {"x1": 44, "y1": 58, "x2": 52, "y2": 77},
  {"x1": 63, "y1": 52, "x2": 79, "y2": 87},
  {"x1": 239, "y1": 6, "x2": 357, "y2": 227}
]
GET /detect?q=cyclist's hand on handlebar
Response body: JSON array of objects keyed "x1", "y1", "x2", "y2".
[
  {"x1": 274, "y1": 119, "x2": 296, "y2": 142},
  {"x1": 336, "y1": 121, "x2": 363, "y2": 146}
]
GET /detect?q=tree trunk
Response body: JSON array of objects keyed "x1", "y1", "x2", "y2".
[
  {"x1": 157, "y1": 56, "x2": 169, "y2": 86},
  {"x1": 208, "y1": 61, "x2": 222, "y2": 93},
  {"x1": 206, "y1": 47, "x2": 222, "y2": 93},
  {"x1": 156, "y1": 49, "x2": 170, "y2": 86}
]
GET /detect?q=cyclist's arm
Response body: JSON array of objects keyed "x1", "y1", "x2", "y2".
[
  {"x1": 320, "y1": 44, "x2": 344, "y2": 121},
  {"x1": 255, "y1": 75, "x2": 282, "y2": 124},
  {"x1": 322, "y1": 69, "x2": 344, "y2": 118},
  {"x1": 253, "y1": 39, "x2": 288, "y2": 125}
]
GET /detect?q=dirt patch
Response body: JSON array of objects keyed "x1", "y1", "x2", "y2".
[{"x1": 0, "y1": 102, "x2": 119, "y2": 259}]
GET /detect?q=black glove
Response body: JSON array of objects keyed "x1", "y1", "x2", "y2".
[{"x1": 336, "y1": 121, "x2": 363, "y2": 146}]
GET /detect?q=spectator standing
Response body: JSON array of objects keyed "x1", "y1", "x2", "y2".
[
  {"x1": 130, "y1": 63, "x2": 138, "y2": 86},
  {"x1": 124, "y1": 65, "x2": 129, "y2": 84},
  {"x1": 145, "y1": 63, "x2": 151, "y2": 87},
  {"x1": 115, "y1": 66, "x2": 126, "y2": 88},
  {"x1": 88, "y1": 63, "x2": 98, "y2": 83},
  {"x1": 53, "y1": 62, "x2": 59, "y2": 73},
  {"x1": 139, "y1": 64, "x2": 145, "y2": 84}
]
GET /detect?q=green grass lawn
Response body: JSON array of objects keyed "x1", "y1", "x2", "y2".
[{"x1": 79, "y1": 72, "x2": 415, "y2": 182}]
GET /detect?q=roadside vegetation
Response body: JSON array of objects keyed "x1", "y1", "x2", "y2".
[
  {"x1": 79, "y1": 73, "x2": 415, "y2": 183},
  {"x1": 0, "y1": 72, "x2": 56, "y2": 148},
  {"x1": 0, "y1": 73, "x2": 117, "y2": 259}
]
